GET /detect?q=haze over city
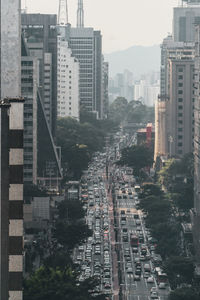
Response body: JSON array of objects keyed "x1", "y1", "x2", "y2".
[{"x1": 22, "y1": 0, "x2": 178, "y2": 53}]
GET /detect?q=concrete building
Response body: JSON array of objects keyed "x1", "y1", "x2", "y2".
[
  {"x1": 166, "y1": 45, "x2": 195, "y2": 157},
  {"x1": 173, "y1": 0, "x2": 200, "y2": 43},
  {"x1": 21, "y1": 52, "x2": 38, "y2": 185},
  {"x1": 193, "y1": 24, "x2": 200, "y2": 257},
  {"x1": 1, "y1": 1, "x2": 24, "y2": 300},
  {"x1": 57, "y1": 33, "x2": 80, "y2": 120},
  {"x1": 21, "y1": 13, "x2": 58, "y2": 138},
  {"x1": 67, "y1": 26, "x2": 103, "y2": 118},
  {"x1": 102, "y1": 60, "x2": 109, "y2": 118}
]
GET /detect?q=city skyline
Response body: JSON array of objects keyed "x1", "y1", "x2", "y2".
[{"x1": 22, "y1": 0, "x2": 178, "y2": 53}]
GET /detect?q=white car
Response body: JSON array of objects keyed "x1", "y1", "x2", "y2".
[
  {"x1": 147, "y1": 277, "x2": 154, "y2": 283},
  {"x1": 159, "y1": 282, "x2": 166, "y2": 289}
]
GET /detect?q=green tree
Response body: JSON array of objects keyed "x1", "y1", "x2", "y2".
[
  {"x1": 169, "y1": 287, "x2": 200, "y2": 300},
  {"x1": 164, "y1": 256, "x2": 195, "y2": 287},
  {"x1": 24, "y1": 266, "x2": 107, "y2": 300},
  {"x1": 54, "y1": 220, "x2": 92, "y2": 251},
  {"x1": 117, "y1": 145, "x2": 153, "y2": 176},
  {"x1": 58, "y1": 199, "x2": 85, "y2": 221}
]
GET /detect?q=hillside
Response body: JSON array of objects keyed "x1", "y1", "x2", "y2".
[{"x1": 104, "y1": 45, "x2": 160, "y2": 78}]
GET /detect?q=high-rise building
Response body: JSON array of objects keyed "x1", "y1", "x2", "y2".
[
  {"x1": 102, "y1": 60, "x2": 109, "y2": 118},
  {"x1": 166, "y1": 45, "x2": 195, "y2": 156},
  {"x1": 57, "y1": 0, "x2": 104, "y2": 119},
  {"x1": 193, "y1": 20, "x2": 200, "y2": 262},
  {"x1": 21, "y1": 39, "x2": 38, "y2": 185},
  {"x1": 21, "y1": 13, "x2": 58, "y2": 138},
  {"x1": 0, "y1": 2, "x2": 24, "y2": 300},
  {"x1": 173, "y1": 0, "x2": 200, "y2": 42},
  {"x1": 154, "y1": 1, "x2": 200, "y2": 161},
  {"x1": 57, "y1": 0, "x2": 80, "y2": 120},
  {"x1": 57, "y1": 36, "x2": 80, "y2": 120}
]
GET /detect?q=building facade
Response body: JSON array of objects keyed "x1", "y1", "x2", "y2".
[
  {"x1": 1, "y1": 1, "x2": 24, "y2": 299},
  {"x1": 21, "y1": 13, "x2": 57, "y2": 138},
  {"x1": 57, "y1": 34, "x2": 80, "y2": 120}
]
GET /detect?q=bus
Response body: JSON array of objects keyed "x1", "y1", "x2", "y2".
[
  {"x1": 157, "y1": 271, "x2": 168, "y2": 284},
  {"x1": 130, "y1": 234, "x2": 139, "y2": 247}
]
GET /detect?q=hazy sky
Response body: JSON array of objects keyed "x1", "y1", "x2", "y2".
[{"x1": 21, "y1": 0, "x2": 179, "y2": 53}]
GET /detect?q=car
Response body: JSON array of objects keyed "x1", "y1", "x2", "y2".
[
  {"x1": 134, "y1": 275, "x2": 141, "y2": 281},
  {"x1": 135, "y1": 269, "x2": 141, "y2": 276},
  {"x1": 147, "y1": 277, "x2": 154, "y2": 283},
  {"x1": 150, "y1": 292, "x2": 159, "y2": 299},
  {"x1": 159, "y1": 282, "x2": 166, "y2": 289},
  {"x1": 132, "y1": 247, "x2": 138, "y2": 253},
  {"x1": 127, "y1": 268, "x2": 133, "y2": 274},
  {"x1": 140, "y1": 255, "x2": 145, "y2": 261},
  {"x1": 144, "y1": 272, "x2": 150, "y2": 278},
  {"x1": 151, "y1": 287, "x2": 158, "y2": 293}
]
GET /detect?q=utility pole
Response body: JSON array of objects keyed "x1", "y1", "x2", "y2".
[{"x1": 77, "y1": 0, "x2": 84, "y2": 28}]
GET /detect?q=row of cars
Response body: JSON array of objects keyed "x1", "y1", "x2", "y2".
[
  {"x1": 75, "y1": 156, "x2": 113, "y2": 296},
  {"x1": 115, "y1": 173, "x2": 169, "y2": 300}
]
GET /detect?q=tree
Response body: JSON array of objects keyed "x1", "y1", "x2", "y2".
[
  {"x1": 24, "y1": 266, "x2": 107, "y2": 300},
  {"x1": 57, "y1": 117, "x2": 105, "y2": 179},
  {"x1": 54, "y1": 220, "x2": 92, "y2": 251},
  {"x1": 58, "y1": 199, "x2": 85, "y2": 221},
  {"x1": 165, "y1": 256, "x2": 195, "y2": 287},
  {"x1": 117, "y1": 145, "x2": 153, "y2": 176},
  {"x1": 169, "y1": 287, "x2": 200, "y2": 300},
  {"x1": 140, "y1": 183, "x2": 164, "y2": 198}
]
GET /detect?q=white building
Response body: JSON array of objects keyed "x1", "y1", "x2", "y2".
[{"x1": 57, "y1": 36, "x2": 80, "y2": 120}]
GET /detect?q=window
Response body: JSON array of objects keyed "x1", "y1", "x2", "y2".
[
  {"x1": 178, "y1": 105, "x2": 183, "y2": 110},
  {"x1": 178, "y1": 83, "x2": 183, "y2": 87},
  {"x1": 178, "y1": 113, "x2": 183, "y2": 117},
  {"x1": 178, "y1": 75, "x2": 183, "y2": 80},
  {"x1": 178, "y1": 142, "x2": 182, "y2": 147},
  {"x1": 178, "y1": 135, "x2": 183, "y2": 139},
  {"x1": 178, "y1": 128, "x2": 183, "y2": 132},
  {"x1": 178, "y1": 98, "x2": 183, "y2": 102},
  {"x1": 178, "y1": 67, "x2": 183, "y2": 72},
  {"x1": 178, "y1": 90, "x2": 183, "y2": 95}
]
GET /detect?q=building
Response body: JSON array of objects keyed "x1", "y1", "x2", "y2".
[
  {"x1": 57, "y1": 2, "x2": 80, "y2": 120},
  {"x1": 166, "y1": 44, "x2": 195, "y2": 157},
  {"x1": 102, "y1": 60, "x2": 109, "y2": 118},
  {"x1": 1, "y1": 1, "x2": 24, "y2": 299},
  {"x1": 193, "y1": 23, "x2": 200, "y2": 259},
  {"x1": 21, "y1": 13, "x2": 58, "y2": 138},
  {"x1": 154, "y1": 1, "x2": 200, "y2": 161},
  {"x1": 137, "y1": 123, "x2": 155, "y2": 152},
  {"x1": 173, "y1": 0, "x2": 200, "y2": 43},
  {"x1": 21, "y1": 48, "x2": 38, "y2": 185}
]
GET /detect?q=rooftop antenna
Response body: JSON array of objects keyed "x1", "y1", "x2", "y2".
[
  {"x1": 58, "y1": 0, "x2": 68, "y2": 26},
  {"x1": 77, "y1": 0, "x2": 84, "y2": 28}
]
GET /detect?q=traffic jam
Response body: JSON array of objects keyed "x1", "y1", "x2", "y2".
[{"x1": 73, "y1": 132, "x2": 170, "y2": 299}]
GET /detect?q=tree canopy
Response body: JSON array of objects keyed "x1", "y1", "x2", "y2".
[
  {"x1": 117, "y1": 145, "x2": 153, "y2": 176},
  {"x1": 24, "y1": 266, "x2": 107, "y2": 300},
  {"x1": 109, "y1": 97, "x2": 154, "y2": 124}
]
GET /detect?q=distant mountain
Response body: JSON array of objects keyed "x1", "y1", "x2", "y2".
[{"x1": 104, "y1": 45, "x2": 160, "y2": 78}]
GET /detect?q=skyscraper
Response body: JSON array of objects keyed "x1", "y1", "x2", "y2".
[
  {"x1": 154, "y1": 1, "x2": 200, "y2": 161},
  {"x1": 21, "y1": 13, "x2": 58, "y2": 138},
  {"x1": 1, "y1": 1, "x2": 24, "y2": 299},
  {"x1": 57, "y1": 0, "x2": 80, "y2": 120}
]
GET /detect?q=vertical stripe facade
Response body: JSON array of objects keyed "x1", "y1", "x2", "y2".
[
  {"x1": 9, "y1": 99, "x2": 24, "y2": 300},
  {"x1": 0, "y1": 101, "x2": 10, "y2": 300}
]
